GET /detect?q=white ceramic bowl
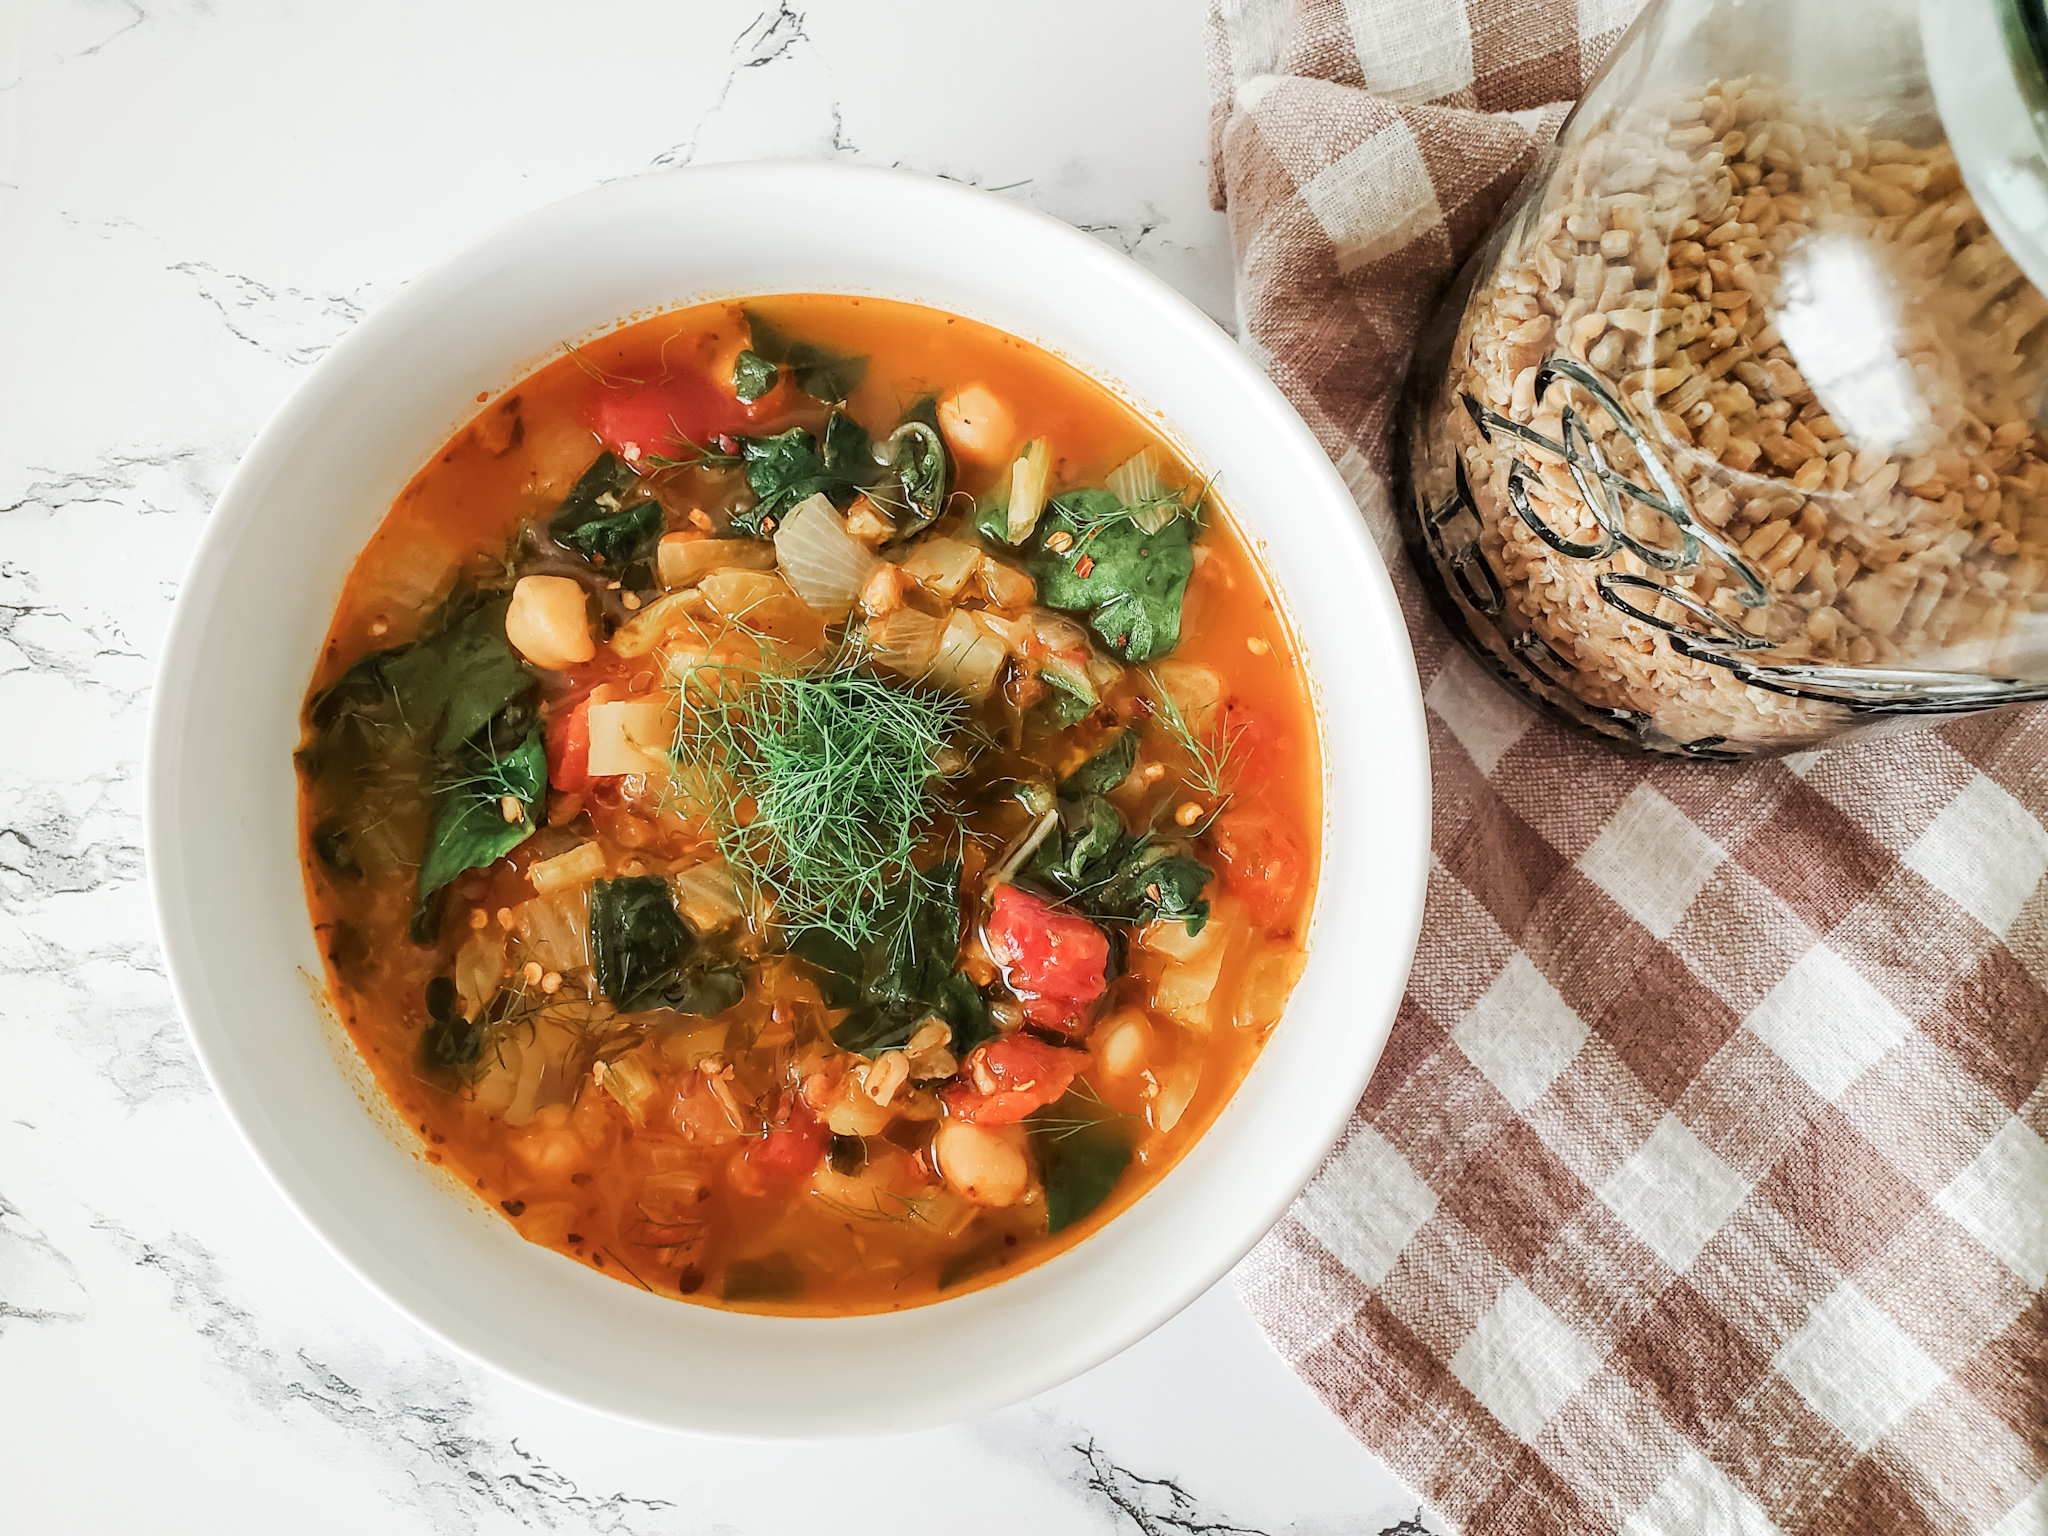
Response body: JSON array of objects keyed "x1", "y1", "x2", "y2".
[{"x1": 146, "y1": 162, "x2": 1429, "y2": 1436}]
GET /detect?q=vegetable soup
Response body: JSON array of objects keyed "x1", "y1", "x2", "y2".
[{"x1": 297, "y1": 296, "x2": 1321, "y2": 1313}]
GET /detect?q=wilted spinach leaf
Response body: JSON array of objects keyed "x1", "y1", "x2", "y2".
[
  {"x1": 590, "y1": 875, "x2": 697, "y2": 1011},
  {"x1": 549, "y1": 449, "x2": 638, "y2": 528},
  {"x1": 411, "y1": 726, "x2": 547, "y2": 941},
  {"x1": 306, "y1": 648, "x2": 404, "y2": 736},
  {"x1": 548, "y1": 451, "x2": 663, "y2": 570},
  {"x1": 645, "y1": 966, "x2": 746, "y2": 1018},
  {"x1": 791, "y1": 860, "x2": 992, "y2": 1058},
  {"x1": 1028, "y1": 666, "x2": 1097, "y2": 734},
  {"x1": 1062, "y1": 730, "x2": 1137, "y2": 796},
  {"x1": 1031, "y1": 795, "x2": 1126, "y2": 889},
  {"x1": 305, "y1": 588, "x2": 532, "y2": 772},
  {"x1": 1025, "y1": 790, "x2": 1213, "y2": 936},
  {"x1": 827, "y1": 1133, "x2": 867, "y2": 1176},
  {"x1": 1091, "y1": 844, "x2": 1212, "y2": 934},
  {"x1": 728, "y1": 414, "x2": 879, "y2": 537},
  {"x1": 1028, "y1": 1091, "x2": 1133, "y2": 1234},
  {"x1": 1023, "y1": 490, "x2": 1193, "y2": 661},
  {"x1": 421, "y1": 974, "x2": 481, "y2": 1070},
  {"x1": 732, "y1": 349, "x2": 778, "y2": 402},
  {"x1": 885, "y1": 405, "x2": 949, "y2": 537},
  {"x1": 743, "y1": 309, "x2": 868, "y2": 403},
  {"x1": 312, "y1": 818, "x2": 362, "y2": 878},
  {"x1": 970, "y1": 493, "x2": 1014, "y2": 547},
  {"x1": 721, "y1": 1251, "x2": 807, "y2": 1302},
  {"x1": 381, "y1": 595, "x2": 535, "y2": 755}
]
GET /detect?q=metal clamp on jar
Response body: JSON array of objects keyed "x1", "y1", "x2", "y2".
[{"x1": 1397, "y1": 0, "x2": 2048, "y2": 756}]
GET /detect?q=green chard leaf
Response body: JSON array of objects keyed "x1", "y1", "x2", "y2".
[
  {"x1": 1024, "y1": 490, "x2": 1193, "y2": 662},
  {"x1": 729, "y1": 414, "x2": 879, "y2": 538},
  {"x1": 548, "y1": 451, "x2": 664, "y2": 570},
  {"x1": 1028, "y1": 1090, "x2": 1134, "y2": 1234},
  {"x1": 732, "y1": 349, "x2": 779, "y2": 402},
  {"x1": 743, "y1": 309, "x2": 869, "y2": 403},
  {"x1": 411, "y1": 726, "x2": 546, "y2": 942}
]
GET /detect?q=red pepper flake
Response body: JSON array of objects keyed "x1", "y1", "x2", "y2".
[
  {"x1": 1075, "y1": 554, "x2": 1096, "y2": 578},
  {"x1": 566, "y1": 1232, "x2": 584, "y2": 1245},
  {"x1": 501, "y1": 1200, "x2": 525, "y2": 1216}
]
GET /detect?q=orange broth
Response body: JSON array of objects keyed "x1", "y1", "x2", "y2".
[{"x1": 297, "y1": 296, "x2": 1322, "y2": 1313}]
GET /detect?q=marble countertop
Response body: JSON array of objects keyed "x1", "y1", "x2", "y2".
[{"x1": 1, "y1": 3, "x2": 1435, "y2": 1529}]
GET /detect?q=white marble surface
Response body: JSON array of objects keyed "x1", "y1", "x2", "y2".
[{"x1": 0, "y1": 3, "x2": 1438, "y2": 1529}]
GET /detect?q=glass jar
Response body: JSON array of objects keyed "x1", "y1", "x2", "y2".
[{"x1": 1396, "y1": 0, "x2": 2048, "y2": 757}]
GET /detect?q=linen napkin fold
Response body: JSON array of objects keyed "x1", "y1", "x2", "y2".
[{"x1": 1206, "y1": 3, "x2": 2048, "y2": 1532}]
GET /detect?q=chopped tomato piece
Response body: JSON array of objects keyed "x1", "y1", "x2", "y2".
[
  {"x1": 545, "y1": 697, "x2": 593, "y2": 793},
  {"x1": 583, "y1": 368, "x2": 773, "y2": 460},
  {"x1": 746, "y1": 1095, "x2": 828, "y2": 1179},
  {"x1": 944, "y1": 1036, "x2": 1088, "y2": 1125},
  {"x1": 984, "y1": 884, "x2": 1110, "y2": 1032},
  {"x1": 1208, "y1": 806, "x2": 1307, "y2": 929}
]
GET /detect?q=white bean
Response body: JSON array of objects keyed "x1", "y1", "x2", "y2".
[{"x1": 932, "y1": 1119, "x2": 1029, "y2": 1207}]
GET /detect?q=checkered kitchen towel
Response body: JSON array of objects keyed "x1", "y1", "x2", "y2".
[{"x1": 1208, "y1": 2, "x2": 2048, "y2": 1533}]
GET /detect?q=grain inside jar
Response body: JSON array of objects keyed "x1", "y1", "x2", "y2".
[{"x1": 1435, "y1": 75, "x2": 2048, "y2": 749}]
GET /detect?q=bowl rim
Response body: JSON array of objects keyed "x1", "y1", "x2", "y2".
[{"x1": 145, "y1": 159, "x2": 1430, "y2": 1437}]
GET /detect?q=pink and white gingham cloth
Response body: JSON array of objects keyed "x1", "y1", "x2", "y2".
[{"x1": 1207, "y1": 2, "x2": 2048, "y2": 1531}]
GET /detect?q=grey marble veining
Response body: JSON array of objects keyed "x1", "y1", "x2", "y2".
[{"x1": 0, "y1": 1, "x2": 1437, "y2": 1529}]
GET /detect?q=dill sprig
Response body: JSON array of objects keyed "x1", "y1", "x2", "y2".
[
  {"x1": 810, "y1": 1187, "x2": 934, "y2": 1225},
  {"x1": 1144, "y1": 667, "x2": 1245, "y2": 804},
  {"x1": 1030, "y1": 1079, "x2": 1138, "y2": 1143},
  {"x1": 669, "y1": 647, "x2": 967, "y2": 948},
  {"x1": 1065, "y1": 470, "x2": 1216, "y2": 547},
  {"x1": 643, "y1": 431, "x2": 743, "y2": 472},
  {"x1": 438, "y1": 745, "x2": 535, "y2": 805}
]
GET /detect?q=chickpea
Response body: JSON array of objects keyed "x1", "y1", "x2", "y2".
[
  {"x1": 504, "y1": 575, "x2": 595, "y2": 669},
  {"x1": 935, "y1": 383, "x2": 1017, "y2": 467},
  {"x1": 932, "y1": 1119, "x2": 1029, "y2": 1208},
  {"x1": 508, "y1": 1107, "x2": 584, "y2": 1179}
]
